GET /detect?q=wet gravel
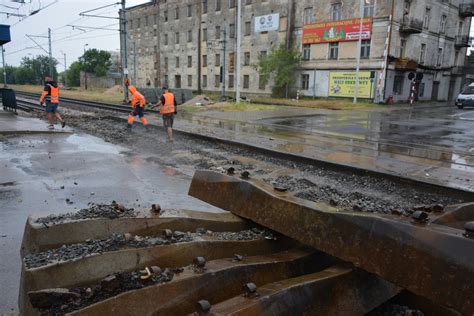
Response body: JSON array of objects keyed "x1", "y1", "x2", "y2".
[
  {"x1": 24, "y1": 232, "x2": 193, "y2": 269},
  {"x1": 28, "y1": 110, "x2": 469, "y2": 216},
  {"x1": 39, "y1": 267, "x2": 183, "y2": 316},
  {"x1": 24, "y1": 228, "x2": 272, "y2": 269},
  {"x1": 34, "y1": 202, "x2": 136, "y2": 225},
  {"x1": 211, "y1": 227, "x2": 276, "y2": 241}
]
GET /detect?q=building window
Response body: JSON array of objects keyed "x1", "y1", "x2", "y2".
[
  {"x1": 164, "y1": 33, "x2": 169, "y2": 45},
  {"x1": 229, "y1": 24, "x2": 235, "y2": 38},
  {"x1": 302, "y1": 44, "x2": 311, "y2": 60},
  {"x1": 216, "y1": 26, "x2": 221, "y2": 39},
  {"x1": 304, "y1": 7, "x2": 313, "y2": 25},
  {"x1": 329, "y1": 42, "x2": 339, "y2": 59},
  {"x1": 176, "y1": 57, "x2": 180, "y2": 68},
  {"x1": 455, "y1": 50, "x2": 459, "y2": 65},
  {"x1": 393, "y1": 75, "x2": 403, "y2": 95},
  {"x1": 175, "y1": 32, "x2": 180, "y2": 44},
  {"x1": 164, "y1": 10, "x2": 168, "y2": 22},
  {"x1": 164, "y1": 75, "x2": 169, "y2": 86},
  {"x1": 187, "y1": 5, "x2": 192, "y2": 17},
  {"x1": 258, "y1": 76, "x2": 265, "y2": 90},
  {"x1": 440, "y1": 14, "x2": 447, "y2": 33},
  {"x1": 423, "y1": 7, "x2": 431, "y2": 29},
  {"x1": 188, "y1": 30, "x2": 193, "y2": 42},
  {"x1": 331, "y1": 3, "x2": 342, "y2": 21},
  {"x1": 301, "y1": 74, "x2": 310, "y2": 90},
  {"x1": 229, "y1": 75, "x2": 234, "y2": 88},
  {"x1": 419, "y1": 43, "x2": 426, "y2": 64},
  {"x1": 419, "y1": 82, "x2": 425, "y2": 97},
  {"x1": 175, "y1": 7, "x2": 179, "y2": 20},
  {"x1": 216, "y1": 0, "x2": 221, "y2": 11},
  {"x1": 145, "y1": 16, "x2": 148, "y2": 27},
  {"x1": 436, "y1": 47, "x2": 443, "y2": 66},
  {"x1": 244, "y1": 52, "x2": 250, "y2": 66},
  {"x1": 164, "y1": 57, "x2": 168, "y2": 71},
  {"x1": 203, "y1": 55, "x2": 207, "y2": 67},
  {"x1": 245, "y1": 21, "x2": 251, "y2": 36},
  {"x1": 175, "y1": 75, "x2": 181, "y2": 88},
  {"x1": 229, "y1": 0, "x2": 236, "y2": 9},
  {"x1": 215, "y1": 74, "x2": 220, "y2": 87},
  {"x1": 203, "y1": 0, "x2": 208, "y2": 14},
  {"x1": 137, "y1": 18, "x2": 141, "y2": 28},
  {"x1": 364, "y1": 0, "x2": 375, "y2": 17},
  {"x1": 243, "y1": 75, "x2": 250, "y2": 89},
  {"x1": 130, "y1": 20, "x2": 133, "y2": 29},
  {"x1": 202, "y1": 75, "x2": 208, "y2": 87},
  {"x1": 400, "y1": 39, "x2": 406, "y2": 58},
  {"x1": 188, "y1": 75, "x2": 192, "y2": 87},
  {"x1": 203, "y1": 28, "x2": 208, "y2": 42},
  {"x1": 360, "y1": 40, "x2": 370, "y2": 59},
  {"x1": 458, "y1": 21, "x2": 464, "y2": 36},
  {"x1": 215, "y1": 53, "x2": 221, "y2": 67},
  {"x1": 245, "y1": 0, "x2": 251, "y2": 5},
  {"x1": 188, "y1": 56, "x2": 192, "y2": 67}
]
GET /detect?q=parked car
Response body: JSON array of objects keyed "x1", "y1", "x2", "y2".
[{"x1": 455, "y1": 83, "x2": 474, "y2": 109}]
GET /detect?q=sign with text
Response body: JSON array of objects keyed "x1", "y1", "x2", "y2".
[
  {"x1": 303, "y1": 18, "x2": 372, "y2": 44},
  {"x1": 329, "y1": 72, "x2": 373, "y2": 98},
  {"x1": 255, "y1": 13, "x2": 280, "y2": 33}
]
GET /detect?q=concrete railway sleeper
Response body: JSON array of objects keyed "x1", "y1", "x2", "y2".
[{"x1": 189, "y1": 170, "x2": 474, "y2": 315}]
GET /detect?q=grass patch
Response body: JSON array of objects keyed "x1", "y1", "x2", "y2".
[
  {"x1": 253, "y1": 97, "x2": 379, "y2": 109},
  {"x1": 10, "y1": 84, "x2": 124, "y2": 104}
]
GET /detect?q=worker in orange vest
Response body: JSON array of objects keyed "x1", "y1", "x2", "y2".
[
  {"x1": 127, "y1": 85, "x2": 149, "y2": 130},
  {"x1": 153, "y1": 86, "x2": 177, "y2": 142},
  {"x1": 39, "y1": 75, "x2": 66, "y2": 130}
]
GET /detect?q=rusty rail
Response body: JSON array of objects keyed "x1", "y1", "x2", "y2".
[{"x1": 189, "y1": 171, "x2": 474, "y2": 315}]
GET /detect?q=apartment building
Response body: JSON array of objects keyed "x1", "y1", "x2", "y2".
[{"x1": 125, "y1": 0, "x2": 472, "y2": 102}]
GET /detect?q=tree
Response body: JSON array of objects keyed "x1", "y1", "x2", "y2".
[
  {"x1": 20, "y1": 55, "x2": 58, "y2": 82},
  {"x1": 255, "y1": 43, "x2": 301, "y2": 97},
  {"x1": 67, "y1": 61, "x2": 81, "y2": 87},
  {"x1": 79, "y1": 49, "x2": 112, "y2": 77},
  {"x1": 14, "y1": 67, "x2": 36, "y2": 84}
]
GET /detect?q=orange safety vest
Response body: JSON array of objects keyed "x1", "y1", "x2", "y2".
[
  {"x1": 128, "y1": 86, "x2": 146, "y2": 108},
  {"x1": 160, "y1": 92, "x2": 175, "y2": 114},
  {"x1": 40, "y1": 84, "x2": 60, "y2": 104}
]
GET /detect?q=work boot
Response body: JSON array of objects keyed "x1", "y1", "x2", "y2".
[{"x1": 61, "y1": 121, "x2": 66, "y2": 128}]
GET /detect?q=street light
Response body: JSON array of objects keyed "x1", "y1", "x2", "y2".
[{"x1": 83, "y1": 43, "x2": 89, "y2": 55}]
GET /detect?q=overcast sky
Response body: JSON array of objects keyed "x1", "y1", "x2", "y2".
[{"x1": 1, "y1": 0, "x2": 149, "y2": 67}]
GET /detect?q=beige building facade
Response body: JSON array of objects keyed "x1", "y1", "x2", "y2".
[{"x1": 125, "y1": 0, "x2": 472, "y2": 102}]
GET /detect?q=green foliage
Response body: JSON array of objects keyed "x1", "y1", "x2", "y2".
[
  {"x1": 14, "y1": 67, "x2": 36, "y2": 84},
  {"x1": 67, "y1": 61, "x2": 82, "y2": 87},
  {"x1": 254, "y1": 43, "x2": 301, "y2": 97},
  {"x1": 21, "y1": 55, "x2": 58, "y2": 81},
  {"x1": 79, "y1": 49, "x2": 112, "y2": 77}
]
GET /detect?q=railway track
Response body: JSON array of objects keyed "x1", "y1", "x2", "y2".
[{"x1": 15, "y1": 91, "x2": 133, "y2": 114}]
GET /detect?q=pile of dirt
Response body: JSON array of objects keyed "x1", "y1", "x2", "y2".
[
  {"x1": 182, "y1": 95, "x2": 213, "y2": 106},
  {"x1": 104, "y1": 85, "x2": 123, "y2": 95}
]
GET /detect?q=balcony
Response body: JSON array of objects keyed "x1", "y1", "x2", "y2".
[
  {"x1": 455, "y1": 35, "x2": 470, "y2": 47},
  {"x1": 459, "y1": 2, "x2": 474, "y2": 17},
  {"x1": 452, "y1": 66, "x2": 474, "y2": 75},
  {"x1": 400, "y1": 18, "x2": 423, "y2": 34}
]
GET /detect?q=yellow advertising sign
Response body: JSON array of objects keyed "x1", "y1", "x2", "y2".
[{"x1": 328, "y1": 72, "x2": 373, "y2": 98}]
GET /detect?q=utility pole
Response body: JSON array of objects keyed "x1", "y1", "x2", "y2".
[
  {"x1": 120, "y1": 0, "x2": 129, "y2": 101},
  {"x1": 235, "y1": 0, "x2": 242, "y2": 102},
  {"x1": 197, "y1": 2, "x2": 202, "y2": 94},
  {"x1": 1, "y1": 46, "x2": 6, "y2": 87},
  {"x1": 133, "y1": 41, "x2": 137, "y2": 85},
  {"x1": 354, "y1": 0, "x2": 364, "y2": 103},
  {"x1": 63, "y1": 52, "x2": 67, "y2": 87},
  {"x1": 48, "y1": 28, "x2": 53, "y2": 77},
  {"x1": 221, "y1": 26, "x2": 227, "y2": 100}
]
